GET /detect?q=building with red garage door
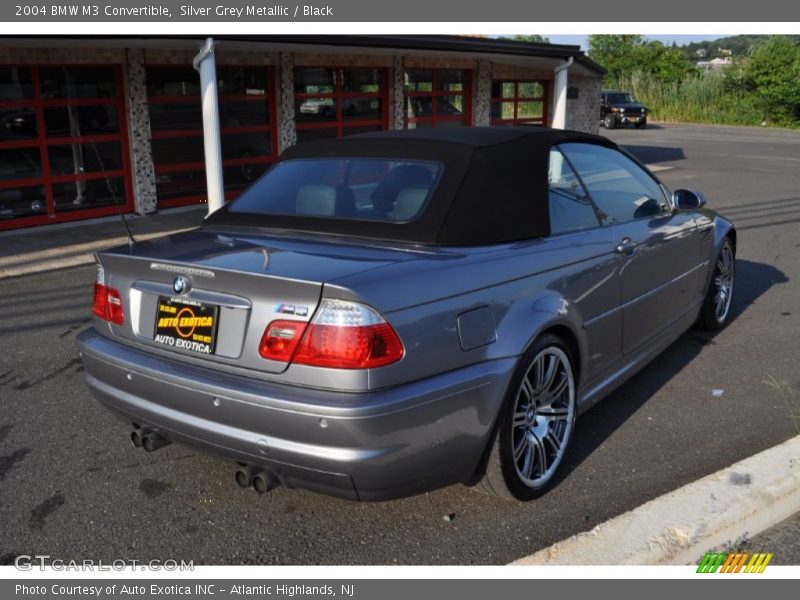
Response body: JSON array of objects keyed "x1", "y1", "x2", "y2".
[{"x1": 0, "y1": 35, "x2": 604, "y2": 231}]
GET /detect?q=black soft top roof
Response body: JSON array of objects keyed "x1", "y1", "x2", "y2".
[
  {"x1": 351, "y1": 126, "x2": 609, "y2": 147},
  {"x1": 205, "y1": 127, "x2": 618, "y2": 246}
]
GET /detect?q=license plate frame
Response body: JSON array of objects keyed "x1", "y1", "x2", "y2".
[{"x1": 153, "y1": 296, "x2": 219, "y2": 356}]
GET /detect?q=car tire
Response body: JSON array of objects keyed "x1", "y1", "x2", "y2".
[
  {"x1": 635, "y1": 118, "x2": 647, "y2": 129},
  {"x1": 696, "y1": 238, "x2": 736, "y2": 331},
  {"x1": 477, "y1": 334, "x2": 577, "y2": 501},
  {"x1": 603, "y1": 114, "x2": 617, "y2": 129}
]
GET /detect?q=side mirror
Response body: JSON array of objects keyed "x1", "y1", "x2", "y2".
[{"x1": 673, "y1": 189, "x2": 706, "y2": 210}]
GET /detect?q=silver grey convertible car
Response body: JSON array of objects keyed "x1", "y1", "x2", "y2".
[{"x1": 77, "y1": 128, "x2": 736, "y2": 501}]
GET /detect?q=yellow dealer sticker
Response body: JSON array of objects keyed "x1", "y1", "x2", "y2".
[{"x1": 153, "y1": 297, "x2": 218, "y2": 355}]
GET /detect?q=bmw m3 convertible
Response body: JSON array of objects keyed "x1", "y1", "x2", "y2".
[{"x1": 77, "y1": 127, "x2": 736, "y2": 501}]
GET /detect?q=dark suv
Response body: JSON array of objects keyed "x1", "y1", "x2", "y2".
[{"x1": 600, "y1": 90, "x2": 648, "y2": 129}]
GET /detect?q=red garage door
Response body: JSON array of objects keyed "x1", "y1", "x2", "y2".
[
  {"x1": 146, "y1": 65, "x2": 279, "y2": 208},
  {"x1": 0, "y1": 65, "x2": 133, "y2": 231},
  {"x1": 491, "y1": 79, "x2": 549, "y2": 126},
  {"x1": 404, "y1": 69, "x2": 472, "y2": 128},
  {"x1": 294, "y1": 67, "x2": 389, "y2": 143}
]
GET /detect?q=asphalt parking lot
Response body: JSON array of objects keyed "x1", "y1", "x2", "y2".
[{"x1": 1, "y1": 123, "x2": 799, "y2": 566}]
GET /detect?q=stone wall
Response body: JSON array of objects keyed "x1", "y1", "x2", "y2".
[
  {"x1": 391, "y1": 55, "x2": 405, "y2": 130},
  {"x1": 277, "y1": 52, "x2": 297, "y2": 152},
  {"x1": 123, "y1": 49, "x2": 157, "y2": 215},
  {"x1": 565, "y1": 76, "x2": 602, "y2": 134},
  {"x1": 473, "y1": 60, "x2": 492, "y2": 127}
]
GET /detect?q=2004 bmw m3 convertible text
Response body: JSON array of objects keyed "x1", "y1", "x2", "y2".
[{"x1": 77, "y1": 128, "x2": 736, "y2": 501}]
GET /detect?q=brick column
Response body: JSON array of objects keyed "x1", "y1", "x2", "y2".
[
  {"x1": 278, "y1": 52, "x2": 297, "y2": 152},
  {"x1": 391, "y1": 55, "x2": 405, "y2": 130},
  {"x1": 473, "y1": 60, "x2": 492, "y2": 127},
  {"x1": 124, "y1": 48, "x2": 157, "y2": 214}
]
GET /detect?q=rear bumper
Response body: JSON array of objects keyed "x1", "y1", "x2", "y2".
[{"x1": 76, "y1": 329, "x2": 515, "y2": 500}]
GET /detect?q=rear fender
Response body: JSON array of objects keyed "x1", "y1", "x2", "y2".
[{"x1": 491, "y1": 292, "x2": 588, "y2": 388}]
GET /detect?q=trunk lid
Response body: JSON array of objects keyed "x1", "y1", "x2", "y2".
[{"x1": 96, "y1": 228, "x2": 417, "y2": 374}]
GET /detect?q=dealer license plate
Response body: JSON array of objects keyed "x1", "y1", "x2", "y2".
[{"x1": 153, "y1": 296, "x2": 219, "y2": 355}]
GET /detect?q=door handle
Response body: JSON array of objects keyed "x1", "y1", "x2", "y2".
[{"x1": 615, "y1": 238, "x2": 637, "y2": 255}]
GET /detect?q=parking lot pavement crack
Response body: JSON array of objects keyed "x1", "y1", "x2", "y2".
[
  {"x1": 13, "y1": 358, "x2": 82, "y2": 392},
  {"x1": 0, "y1": 447, "x2": 30, "y2": 481},
  {"x1": 0, "y1": 424, "x2": 12, "y2": 444},
  {"x1": 28, "y1": 492, "x2": 65, "y2": 530}
]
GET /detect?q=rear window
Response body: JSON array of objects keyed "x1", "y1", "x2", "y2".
[{"x1": 227, "y1": 158, "x2": 442, "y2": 223}]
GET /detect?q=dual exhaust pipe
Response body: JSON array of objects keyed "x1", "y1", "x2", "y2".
[
  {"x1": 234, "y1": 465, "x2": 279, "y2": 495},
  {"x1": 130, "y1": 426, "x2": 171, "y2": 453},
  {"x1": 130, "y1": 426, "x2": 276, "y2": 494}
]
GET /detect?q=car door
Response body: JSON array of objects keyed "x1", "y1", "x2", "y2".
[
  {"x1": 547, "y1": 147, "x2": 621, "y2": 382},
  {"x1": 560, "y1": 143, "x2": 701, "y2": 355}
]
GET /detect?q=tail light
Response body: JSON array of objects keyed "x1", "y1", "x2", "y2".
[
  {"x1": 259, "y1": 299, "x2": 404, "y2": 369},
  {"x1": 92, "y1": 264, "x2": 124, "y2": 325},
  {"x1": 258, "y1": 320, "x2": 307, "y2": 362},
  {"x1": 92, "y1": 282, "x2": 107, "y2": 319}
]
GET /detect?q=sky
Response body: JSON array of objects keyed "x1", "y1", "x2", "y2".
[{"x1": 546, "y1": 35, "x2": 721, "y2": 50}]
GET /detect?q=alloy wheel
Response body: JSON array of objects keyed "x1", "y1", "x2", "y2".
[
  {"x1": 510, "y1": 346, "x2": 575, "y2": 489},
  {"x1": 714, "y1": 242, "x2": 735, "y2": 323}
]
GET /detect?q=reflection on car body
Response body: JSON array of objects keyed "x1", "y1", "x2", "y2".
[{"x1": 77, "y1": 127, "x2": 736, "y2": 501}]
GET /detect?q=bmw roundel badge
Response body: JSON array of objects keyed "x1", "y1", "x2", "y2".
[{"x1": 173, "y1": 276, "x2": 190, "y2": 294}]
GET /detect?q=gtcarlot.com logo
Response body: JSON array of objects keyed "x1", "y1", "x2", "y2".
[
  {"x1": 697, "y1": 552, "x2": 773, "y2": 573},
  {"x1": 13, "y1": 555, "x2": 194, "y2": 572}
]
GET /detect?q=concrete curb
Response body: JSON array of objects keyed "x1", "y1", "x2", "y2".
[
  {"x1": 0, "y1": 228, "x2": 194, "y2": 279},
  {"x1": 512, "y1": 435, "x2": 800, "y2": 565}
]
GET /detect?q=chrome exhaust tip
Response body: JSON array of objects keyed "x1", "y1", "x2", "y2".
[
  {"x1": 234, "y1": 466, "x2": 255, "y2": 489},
  {"x1": 130, "y1": 428, "x2": 146, "y2": 448},
  {"x1": 141, "y1": 432, "x2": 171, "y2": 452},
  {"x1": 253, "y1": 471, "x2": 278, "y2": 495}
]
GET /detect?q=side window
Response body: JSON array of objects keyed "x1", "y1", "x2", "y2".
[
  {"x1": 559, "y1": 143, "x2": 667, "y2": 224},
  {"x1": 548, "y1": 148, "x2": 601, "y2": 235}
]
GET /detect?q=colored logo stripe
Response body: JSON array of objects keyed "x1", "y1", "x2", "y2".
[
  {"x1": 697, "y1": 552, "x2": 773, "y2": 573},
  {"x1": 745, "y1": 553, "x2": 773, "y2": 573},
  {"x1": 697, "y1": 553, "x2": 726, "y2": 573}
]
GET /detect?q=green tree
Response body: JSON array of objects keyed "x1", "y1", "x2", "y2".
[
  {"x1": 634, "y1": 41, "x2": 695, "y2": 83},
  {"x1": 588, "y1": 35, "x2": 693, "y2": 86},
  {"x1": 721, "y1": 61, "x2": 754, "y2": 95},
  {"x1": 745, "y1": 36, "x2": 800, "y2": 122},
  {"x1": 587, "y1": 35, "x2": 644, "y2": 84},
  {"x1": 498, "y1": 34, "x2": 550, "y2": 44}
]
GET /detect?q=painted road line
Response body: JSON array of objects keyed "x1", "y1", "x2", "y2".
[{"x1": 0, "y1": 228, "x2": 194, "y2": 279}]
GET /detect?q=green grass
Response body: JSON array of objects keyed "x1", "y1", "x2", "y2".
[{"x1": 612, "y1": 71, "x2": 799, "y2": 129}]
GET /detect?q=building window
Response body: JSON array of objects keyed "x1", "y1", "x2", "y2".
[
  {"x1": 146, "y1": 65, "x2": 278, "y2": 208},
  {"x1": 0, "y1": 65, "x2": 132, "y2": 230},
  {"x1": 293, "y1": 67, "x2": 388, "y2": 143},
  {"x1": 404, "y1": 69, "x2": 472, "y2": 128},
  {"x1": 491, "y1": 80, "x2": 548, "y2": 126}
]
